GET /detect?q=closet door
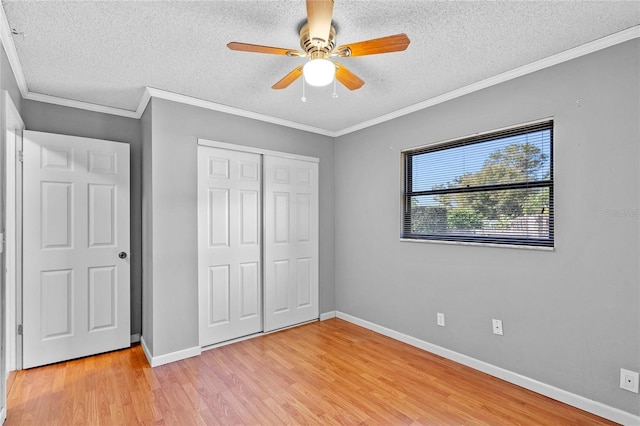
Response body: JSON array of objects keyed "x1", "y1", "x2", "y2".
[
  {"x1": 263, "y1": 155, "x2": 319, "y2": 332},
  {"x1": 197, "y1": 147, "x2": 262, "y2": 346}
]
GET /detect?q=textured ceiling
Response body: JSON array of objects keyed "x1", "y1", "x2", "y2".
[{"x1": 3, "y1": 1, "x2": 640, "y2": 133}]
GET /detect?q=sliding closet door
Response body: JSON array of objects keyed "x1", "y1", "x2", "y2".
[
  {"x1": 197, "y1": 146, "x2": 262, "y2": 346},
  {"x1": 263, "y1": 155, "x2": 319, "y2": 332}
]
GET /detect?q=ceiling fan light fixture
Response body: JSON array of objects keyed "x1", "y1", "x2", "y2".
[{"x1": 303, "y1": 58, "x2": 335, "y2": 87}]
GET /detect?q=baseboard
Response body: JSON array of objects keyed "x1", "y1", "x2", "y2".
[
  {"x1": 140, "y1": 335, "x2": 202, "y2": 368},
  {"x1": 319, "y1": 311, "x2": 336, "y2": 321},
  {"x1": 139, "y1": 336, "x2": 153, "y2": 366},
  {"x1": 335, "y1": 311, "x2": 640, "y2": 426},
  {"x1": 130, "y1": 333, "x2": 141, "y2": 344}
]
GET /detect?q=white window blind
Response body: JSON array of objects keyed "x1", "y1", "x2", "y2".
[{"x1": 403, "y1": 121, "x2": 554, "y2": 247}]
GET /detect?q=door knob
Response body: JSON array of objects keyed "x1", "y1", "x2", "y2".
[{"x1": 118, "y1": 252, "x2": 128, "y2": 259}]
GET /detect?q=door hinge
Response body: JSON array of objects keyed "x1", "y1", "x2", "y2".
[
  {"x1": 17, "y1": 150, "x2": 23, "y2": 162},
  {"x1": 17, "y1": 324, "x2": 22, "y2": 335}
]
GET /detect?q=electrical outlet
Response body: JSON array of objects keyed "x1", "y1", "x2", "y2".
[
  {"x1": 437, "y1": 312, "x2": 445, "y2": 327},
  {"x1": 620, "y1": 368, "x2": 639, "y2": 393},
  {"x1": 492, "y1": 319, "x2": 503, "y2": 335}
]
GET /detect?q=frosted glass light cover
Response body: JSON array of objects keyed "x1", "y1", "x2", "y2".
[{"x1": 303, "y1": 59, "x2": 335, "y2": 87}]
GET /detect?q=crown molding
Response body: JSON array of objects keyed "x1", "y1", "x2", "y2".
[
  {"x1": 23, "y1": 91, "x2": 139, "y2": 119},
  {"x1": 141, "y1": 87, "x2": 335, "y2": 137},
  {"x1": 0, "y1": 0, "x2": 637, "y2": 139},
  {"x1": 136, "y1": 87, "x2": 152, "y2": 118}
]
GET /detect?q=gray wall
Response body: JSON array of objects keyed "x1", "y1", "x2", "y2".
[
  {"x1": 2, "y1": 45, "x2": 21, "y2": 112},
  {"x1": 334, "y1": 39, "x2": 640, "y2": 415},
  {"x1": 21, "y1": 100, "x2": 144, "y2": 338},
  {"x1": 145, "y1": 97, "x2": 335, "y2": 356}
]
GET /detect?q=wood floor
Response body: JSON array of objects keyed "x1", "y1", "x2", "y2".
[{"x1": 6, "y1": 318, "x2": 615, "y2": 425}]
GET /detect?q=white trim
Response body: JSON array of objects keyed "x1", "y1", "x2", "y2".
[
  {"x1": 335, "y1": 311, "x2": 640, "y2": 425},
  {"x1": 140, "y1": 336, "x2": 152, "y2": 365},
  {"x1": 23, "y1": 92, "x2": 139, "y2": 119},
  {"x1": 319, "y1": 311, "x2": 336, "y2": 321},
  {"x1": 139, "y1": 336, "x2": 201, "y2": 368},
  {"x1": 135, "y1": 88, "x2": 152, "y2": 118},
  {"x1": 3, "y1": 91, "x2": 24, "y2": 375},
  {"x1": 332, "y1": 26, "x2": 640, "y2": 137},
  {"x1": 197, "y1": 138, "x2": 320, "y2": 163},
  {"x1": 146, "y1": 87, "x2": 334, "y2": 137},
  {"x1": 399, "y1": 238, "x2": 555, "y2": 251},
  {"x1": 130, "y1": 333, "x2": 140, "y2": 344}
]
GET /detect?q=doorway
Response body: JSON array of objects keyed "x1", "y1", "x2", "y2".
[{"x1": 1, "y1": 92, "x2": 24, "y2": 423}]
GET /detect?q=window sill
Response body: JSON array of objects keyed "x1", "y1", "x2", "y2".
[{"x1": 399, "y1": 238, "x2": 555, "y2": 251}]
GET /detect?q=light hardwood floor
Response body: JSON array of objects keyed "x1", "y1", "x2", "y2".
[{"x1": 6, "y1": 318, "x2": 616, "y2": 425}]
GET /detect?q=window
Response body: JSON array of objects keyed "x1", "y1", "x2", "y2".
[{"x1": 402, "y1": 121, "x2": 553, "y2": 247}]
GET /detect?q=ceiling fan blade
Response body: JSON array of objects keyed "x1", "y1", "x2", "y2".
[
  {"x1": 335, "y1": 62, "x2": 364, "y2": 90},
  {"x1": 227, "y1": 42, "x2": 304, "y2": 57},
  {"x1": 272, "y1": 65, "x2": 304, "y2": 90},
  {"x1": 335, "y1": 33, "x2": 410, "y2": 57},
  {"x1": 306, "y1": 0, "x2": 334, "y2": 47}
]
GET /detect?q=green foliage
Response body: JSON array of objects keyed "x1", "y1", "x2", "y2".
[
  {"x1": 410, "y1": 201, "x2": 446, "y2": 234},
  {"x1": 447, "y1": 208, "x2": 484, "y2": 230},
  {"x1": 522, "y1": 187, "x2": 550, "y2": 215},
  {"x1": 435, "y1": 143, "x2": 549, "y2": 222}
]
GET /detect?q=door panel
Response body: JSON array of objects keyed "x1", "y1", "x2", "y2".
[
  {"x1": 208, "y1": 265, "x2": 230, "y2": 325},
  {"x1": 264, "y1": 156, "x2": 319, "y2": 332},
  {"x1": 208, "y1": 188, "x2": 230, "y2": 247},
  {"x1": 88, "y1": 266, "x2": 117, "y2": 331},
  {"x1": 239, "y1": 262, "x2": 259, "y2": 319},
  {"x1": 22, "y1": 130, "x2": 130, "y2": 368},
  {"x1": 40, "y1": 269, "x2": 73, "y2": 338},
  {"x1": 88, "y1": 184, "x2": 116, "y2": 247},
  {"x1": 41, "y1": 182, "x2": 73, "y2": 248},
  {"x1": 296, "y1": 257, "x2": 312, "y2": 307},
  {"x1": 198, "y1": 147, "x2": 262, "y2": 346},
  {"x1": 240, "y1": 191, "x2": 259, "y2": 244},
  {"x1": 274, "y1": 192, "x2": 290, "y2": 242}
]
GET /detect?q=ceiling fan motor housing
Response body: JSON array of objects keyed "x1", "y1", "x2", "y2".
[{"x1": 299, "y1": 23, "x2": 336, "y2": 59}]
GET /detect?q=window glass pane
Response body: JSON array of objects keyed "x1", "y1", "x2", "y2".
[
  {"x1": 409, "y1": 187, "x2": 551, "y2": 240},
  {"x1": 411, "y1": 129, "x2": 552, "y2": 192}
]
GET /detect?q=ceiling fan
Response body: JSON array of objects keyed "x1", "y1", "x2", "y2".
[{"x1": 227, "y1": 0, "x2": 410, "y2": 91}]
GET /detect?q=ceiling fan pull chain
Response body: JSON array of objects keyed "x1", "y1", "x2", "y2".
[
  {"x1": 301, "y1": 78, "x2": 307, "y2": 102},
  {"x1": 332, "y1": 76, "x2": 338, "y2": 98}
]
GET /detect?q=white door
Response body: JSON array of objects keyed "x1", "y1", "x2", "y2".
[
  {"x1": 198, "y1": 146, "x2": 262, "y2": 346},
  {"x1": 22, "y1": 131, "x2": 131, "y2": 368},
  {"x1": 263, "y1": 155, "x2": 319, "y2": 332}
]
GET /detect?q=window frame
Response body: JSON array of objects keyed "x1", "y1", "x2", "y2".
[{"x1": 401, "y1": 120, "x2": 554, "y2": 248}]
